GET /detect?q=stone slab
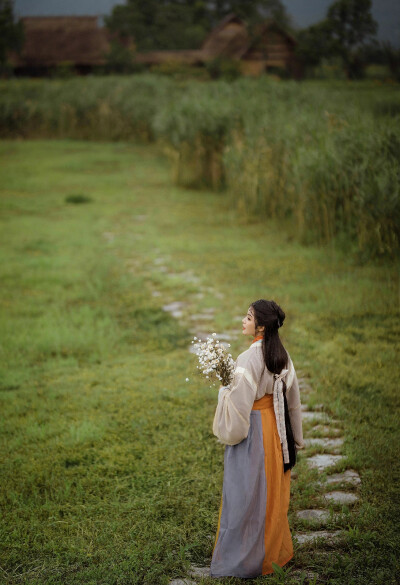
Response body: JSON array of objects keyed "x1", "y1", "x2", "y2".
[
  {"x1": 324, "y1": 491, "x2": 359, "y2": 505},
  {"x1": 163, "y1": 301, "x2": 186, "y2": 313},
  {"x1": 307, "y1": 454, "x2": 344, "y2": 471},
  {"x1": 190, "y1": 331, "x2": 235, "y2": 342},
  {"x1": 215, "y1": 333, "x2": 235, "y2": 341},
  {"x1": 102, "y1": 231, "x2": 115, "y2": 241},
  {"x1": 189, "y1": 565, "x2": 210, "y2": 578},
  {"x1": 298, "y1": 381, "x2": 312, "y2": 391},
  {"x1": 325, "y1": 469, "x2": 361, "y2": 486},
  {"x1": 176, "y1": 271, "x2": 199, "y2": 283},
  {"x1": 295, "y1": 530, "x2": 342, "y2": 545},
  {"x1": 305, "y1": 438, "x2": 344, "y2": 450},
  {"x1": 166, "y1": 272, "x2": 200, "y2": 284},
  {"x1": 302, "y1": 411, "x2": 330, "y2": 422},
  {"x1": 189, "y1": 314, "x2": 214, "y2": 320},
  {"x1": 313, "y1": 425, "x2": 343, "y2": 436},
  {"x1": 296, "y1": 509, "x2": 330, "y2": 523},
  {"x1": 302, "y1": 403, "x2": 324, "y2": 412},
  {"x1": 169, "y1": 579, "x2": 196, "y2": 585}
]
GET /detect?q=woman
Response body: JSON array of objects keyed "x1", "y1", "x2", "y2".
[{"x1": 210, "y1": 299, "x2": 304, "y2": 578}]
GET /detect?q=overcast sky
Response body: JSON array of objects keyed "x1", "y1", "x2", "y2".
[{"x1": 14, "y1": 0, "x2": 400, "y2": 47}]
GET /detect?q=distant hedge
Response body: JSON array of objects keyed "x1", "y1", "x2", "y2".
[{"x1": 1, "y1": 74, "x2": 399, "y2": 259}]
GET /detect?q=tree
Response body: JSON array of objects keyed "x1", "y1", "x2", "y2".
[
  {"x1": 295, "y1": 20, "x2": 336, "y2": 69},
  {"x1": 210, "y1": 0, "x2": 293, "y2": 29},
  {"x1": 106, "y1": 1, "x2": 211, "y2": 52},
  {"x1": 0, "y1": 0, "x2": 23, "y2": 71},
  {"x1": 325, "y1": 0, "x2": 378, "y2": 77},
  {"x1": 106, "y1": 0, "x2": 292, "y2": 52},
  {"x1": 382, "y1": 41, "x2": 400, "y2": 82}
]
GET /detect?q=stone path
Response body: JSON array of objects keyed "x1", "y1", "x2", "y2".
[
  {"x1": 292, "y1": 387, "x2": 361, "y2": 551},
  {"x1": 149, "y1": 260, "x2": 361, "y2": 583}
]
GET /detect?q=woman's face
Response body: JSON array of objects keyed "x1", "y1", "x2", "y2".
[{"x1": 242, "y1": 307, "x2": 257, "y2": 336}]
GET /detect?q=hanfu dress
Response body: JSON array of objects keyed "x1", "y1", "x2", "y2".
[{"x1": 210, "y1": 339, "x2": 304, "y2": 578}]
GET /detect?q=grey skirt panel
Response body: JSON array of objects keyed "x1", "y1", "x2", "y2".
[{"x1": 210, "y1": 411, "x2": 266, "y2": 578}]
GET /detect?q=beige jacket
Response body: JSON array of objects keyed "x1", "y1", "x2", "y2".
[{"x1": 213, "y1": 340, "x2": 304, "y2": 448}]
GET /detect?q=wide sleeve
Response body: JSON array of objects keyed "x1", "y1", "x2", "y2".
[
  {"x1": 286, "y1": 360, "x2": 304, "y2": 450},
  {"x1": 212, "y1": 352, "x2": 259, "y2": 446}
]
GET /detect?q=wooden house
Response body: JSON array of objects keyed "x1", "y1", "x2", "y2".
[
  {"x1": 241, "y1": 20, "x2": 299, "y2": 76},
  {"x1": 11, "y1": 16, "x2": 112, "y2": 75},
  {"x1": 200, "y1": 14, "x2": 301, "y2": 77},
  {"x1": 201, "y1": 14, "x2": 249, "y2": 60}
]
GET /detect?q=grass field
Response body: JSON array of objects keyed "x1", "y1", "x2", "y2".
[{"x1": 0, "y1": 140, "x2": 399, "y2": 585}]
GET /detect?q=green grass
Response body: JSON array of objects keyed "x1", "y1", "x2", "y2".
[
  {"x1": 0, "y1": 140, "x2": 399, "y2": 585},
  {"x1": 1, "y1": 76, "x2": 399, "y2": 258}
]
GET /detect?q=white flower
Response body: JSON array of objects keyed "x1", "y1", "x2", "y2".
[
  {"x1": 185, "y1": 378, "x2": 189, "y2": 382},
  {"x1": 190, "y1": 332, "x2": 234, "y2": 387}
]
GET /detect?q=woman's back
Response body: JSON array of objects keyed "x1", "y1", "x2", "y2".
[{"x1": 213, "y1": 339, "x2": 303, "y2": 448}]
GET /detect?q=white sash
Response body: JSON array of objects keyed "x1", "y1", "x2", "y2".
[{"x1": 273, "y1": 368, "x2": 290, "y2": 464}]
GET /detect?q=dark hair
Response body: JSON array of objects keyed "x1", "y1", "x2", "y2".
[{"x1": 251, "y1": 299, "x2": 287, "y2": 374}]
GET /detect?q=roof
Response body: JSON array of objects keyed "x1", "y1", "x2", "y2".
[
  {"x1": 200, "y1": 14, "x2": 296, "y2": 61},
  {"x1": 15, "y1": 16, "x2": 111, "y2": 66},
  {"x1": 201, "y1": 14, "x2": 248, "y2": 59},
  {"x1": 251, "y1": 19, "x2": 297, "y2": 45}
]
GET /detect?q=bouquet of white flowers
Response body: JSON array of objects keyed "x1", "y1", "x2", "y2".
[{"x1": 192, "y1": 333, "x2": 235, "y2": 387}]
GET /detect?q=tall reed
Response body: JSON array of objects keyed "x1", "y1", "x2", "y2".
[
  {"x1": 0, "y1": 75, "x2": 398, "y2": 258},
  {"x1": 0, "y1": 75, "x2": 176, "y2": 141}
]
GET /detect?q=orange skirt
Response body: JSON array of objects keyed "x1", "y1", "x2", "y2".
[{"x1": 210, "y1": 394, "x2": 293, "y2": 578}]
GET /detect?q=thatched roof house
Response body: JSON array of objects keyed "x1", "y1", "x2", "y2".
[
  {"x1": 12, "y1": 16, "x2": 111, "y2": 74},
  {"x1": 199, "y1": 14, "x2": 300, "y2": 76},
  {"x1": 201, "y1": 14, "x2": 249, "y2": 60},
  {"x1": 241, "y1": 19, "x2": 298, "y2": 74}
]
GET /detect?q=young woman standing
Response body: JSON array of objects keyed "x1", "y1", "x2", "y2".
[{"x1": 210, "y1": 299, "x2": 304, "y2": 578}]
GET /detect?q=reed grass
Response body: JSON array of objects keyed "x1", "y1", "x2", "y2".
[{"x1": 0, "y1": 75, "x2": 399, "y2": 258}]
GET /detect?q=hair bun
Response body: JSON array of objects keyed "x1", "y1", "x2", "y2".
[
  {"x1": 251, "y1": 299, "x2": 286, "y2": 331},
  {"x1": 277, "y1": 307, "x2": 285, "y2": 328}
]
